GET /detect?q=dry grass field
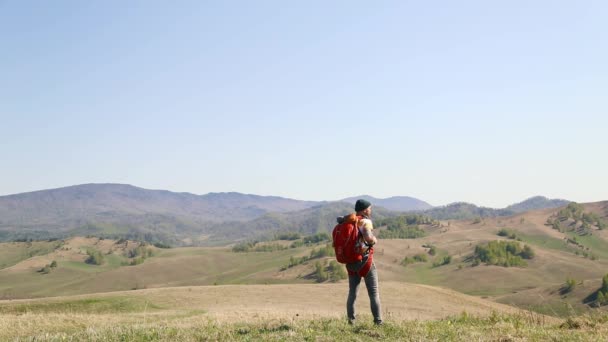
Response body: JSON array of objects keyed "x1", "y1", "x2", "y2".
[
  {"x1": 0, "y1": 282, "x2": 590, "y2": 341},
  {"x1": 3, "y1": 282, "x2": 608, "y2": 341}
]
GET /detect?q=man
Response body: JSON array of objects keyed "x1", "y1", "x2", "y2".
[{"x1": 346, "y1": 199, "x2": 383, "y2": 325}]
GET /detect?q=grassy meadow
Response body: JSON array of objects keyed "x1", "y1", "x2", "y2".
[{"x1": 2, "y1": 284, "x2": 608, "y2": 341}]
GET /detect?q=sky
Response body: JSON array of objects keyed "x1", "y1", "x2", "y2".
[{"x1": 1, "y1": 1, "x2": 607, "y2": 208}]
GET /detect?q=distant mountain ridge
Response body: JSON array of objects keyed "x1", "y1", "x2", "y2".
[
  {"x1": 0, "y1": 183, "x2": 319, "y2": 222},
  {"x1": 0, "y1": 183, "x2": 574, "y2": 244},
  {"x1": 0, "y1": 184, "x2": 322, "y2": 243},
  {"x1": 422, "y1": 196, "x2": 570, "y2": 220},
  {"x1": 341, "y1": 195, "x2": 433, "y2": 211},
  {"x1": 505, "y1": 196, "x2": 569, "y2": 213}
]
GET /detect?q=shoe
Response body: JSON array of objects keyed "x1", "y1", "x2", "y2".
[
  {"x1": 374, "y1": 320, "x2": 384, "y2": 326},
  {"x1": 348, "y1": 319, "x2": 355, "y2": 325}
]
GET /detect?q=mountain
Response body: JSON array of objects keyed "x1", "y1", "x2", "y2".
[
  {"x1": 505, "y1": 196, "x2": 570, "y2": 213},
  {"x1": 0, "y1": 184, "x2": 321, "y2": 243},
  {"x1": 0, "y1": 184, "x2": 573, "y2": 245},
  {"x1": 205, "y1": 201, "x2": 398, "y2": 244},
  {"x1": 341, "y1": 195, "x2": 432, "y2": 212},
  {"x1": 421, "y1": 196, "x2": 571, "y2": 221},
  {"x1": 422, "y1": 202, "x2": 514, "y2": 220}
]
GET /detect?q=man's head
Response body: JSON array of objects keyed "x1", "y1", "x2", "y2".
[{"x1": 355, "y1": 199, "x2": 372, "y2": 217}]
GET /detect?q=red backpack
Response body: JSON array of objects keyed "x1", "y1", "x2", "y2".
[{"x1": 332, "y1": 213, "x2": 363, "y2": 264}]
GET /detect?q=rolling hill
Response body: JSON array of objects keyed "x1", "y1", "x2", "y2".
[
  {"x1": 2, "y1": 200, "x2": 608, "y2": 314},
  {"x1": 341, "y1": 195, "x2": 433, "y2": 211},
  {"x1": 505, "y1": 196, "x2": 570, "y2": 213},
  {"x1": 204, "y1": 201, "x2": 399, "y2": 245},
  {"x1": 421, "y1": 196, "x2": 570, "y2": 220}
]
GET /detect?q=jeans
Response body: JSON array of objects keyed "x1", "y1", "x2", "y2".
[{"x1": 347, "y1": 262, "x2": 382, "y2": 323}]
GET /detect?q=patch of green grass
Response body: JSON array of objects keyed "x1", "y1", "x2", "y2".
[
  {"x1": 0, "y1": 296, "x2": 162, "y2": 314},
  {"x1": 403, "y1": 262, "x2": 445, "y2": 286},
  {"x1": 59, "y1": 254, "x2": 126, "y2": 272},
  {"x1": 516, "y1": 233, "x2": 579, "y2": 254},
  {"x1": 525, "y1": 302, "x2": 588, "y2": 318},
  {"x1": 464, "y1": 287, "x2": 518, "y2": 297},
  {"x1": 0, "y1": 241, "x2": 62, "y2": 269},
  {"x1": 155, "y1": 247, "x2": 212, "y2": 257},
  {"x1": 105, "y1": 253, "x2": 128, "y2": 267},
  {"x1": 565, "y1": 233, "x2": 608, "y2": 259},
  {"x1": 60, "y1": 260, "x2": 107, "y2": 272}
]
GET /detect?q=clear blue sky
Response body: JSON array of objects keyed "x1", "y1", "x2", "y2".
[{"x1": 1, "y1": 1, "x2": 607, "y2": 207}]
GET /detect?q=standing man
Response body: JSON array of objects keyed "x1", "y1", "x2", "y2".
[{"x1": 346, "y1": 199, "x2": 383, "y2": 325}]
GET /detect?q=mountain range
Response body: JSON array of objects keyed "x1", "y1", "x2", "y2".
[{"x1": 0, "y1": 184, "x2": 570, "y2": 245}]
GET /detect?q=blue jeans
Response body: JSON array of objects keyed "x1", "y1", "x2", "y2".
[{"x1": 347, "y1": 262, "x2": 382, "y2": 323}]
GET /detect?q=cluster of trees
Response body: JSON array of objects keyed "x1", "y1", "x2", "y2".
[
  {"x1": 38, "y1": 260, "x2": 57, "y2": 274},
  {"x1": 375, "y1": 215, "x2": 432, "y2": 239},
  {"x1": 472, "y1": 241, "x2": 534, "y2": 267},
  {"x1": 126, "y1": 245, "x2": 153, "y2": 258},
  {"x1": 401, "y1": 253, "x2": 428, "y2": 266},
  {"x1": 377, "y1": 214, "x2": 435, "y2": 227},
  {"x1": 232, "y1": 241, "x2": 288, "y2": 253},
  {"x1": 153, "y1": 242, "x2": 172, "y2": 249},
  {"x1": 313, "y1": 260, "x2": 347, "y2": 282},
  {"x1": 497, "y1": 229, "x2": 522, "y2": 241},
  {"x1": 422, "y1": 202, "x2": 514, "y2": 221},
  {"x1": 251, "y1": 243, "x2": 288, "y2": 252},
  {"x1": 274, "y1": 232, "x2": 302, "y2": 241},
  {"x1": 549, "y1": 202, "x2": 606, "y2": 233},
  {"x1": 379, "y1": 226, "x2": 426, "y2": 239},
  {"x1": 85, "y1": 249, "x2": 105, "y2": 265},
  {"x1": 596, "y1": 274, "x2": 608, "y2": 306},
  {"x1": 546, "y1": 218, "x2": 563, "y2": 232},
  {"x1": 124, "y1": 245, "x2": 155, "y2": 266},
  {"x1": 290, "y1": 232, "x2": 330, "y2": 248},
  {"x1": 233, "y1": 232, "x2": 331, "y2": 253},
  {"x1": 2, "y1": 230, "x2": 59, "y2": 243},
  {"x1": 432, "y1": 255, "x2": 452, "y2": 268},
  {"x1": 281, "y1": 244, "x2": 334, "y2": 270},
  {"x1": 557, "y1": 203, "x2": 585, "y2": 221}
]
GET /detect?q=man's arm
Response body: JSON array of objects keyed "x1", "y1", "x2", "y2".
[{"x1": 361, "y1": 228, "x2": 377, "y2": 246}]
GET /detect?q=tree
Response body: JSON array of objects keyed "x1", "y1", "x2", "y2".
[
  {"x1": 521, "y1": 245, "x2": 535, "y2": 259},
  {"x1": 38, "y1": 264, "x2": 52, "y2": 274},
  {"x1": 598, "y1": 291, "x2": 606, "y2": 306},
  {"x1": 314, "y1": 261, "x2": 328, "y2": 283},
  {"x1": 85, "y1": 250, "x2": 104, "y2": 265},
  {"x1": 473, "y1": 241, "x2": 532, "y2": 267},
  {"x1": 328, "y1": 261, "x2": 347, "y2": 282},
  {"x1": 433, "y1": 255, "x2": 452, "y2": 267},
  {"x1": 413, "y1": 253, "x2": 428, "y2": 262},
  {"x1": 563, "y1": 278, "x2": 576, "y2": 294}
]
